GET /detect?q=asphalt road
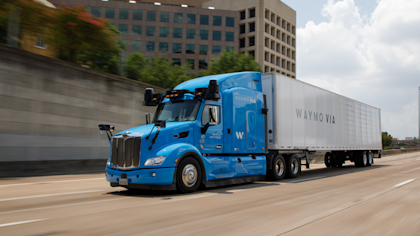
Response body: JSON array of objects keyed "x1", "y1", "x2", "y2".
[{"x1": 1, "y1": 152, "x2": 420, "y2": 236}]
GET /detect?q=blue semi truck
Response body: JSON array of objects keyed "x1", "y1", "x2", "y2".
[{"x1": 100, "y1": 72, "x2": 382, "y2": 193}]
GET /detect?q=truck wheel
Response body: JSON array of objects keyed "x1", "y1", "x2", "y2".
[
  {"x1": 355, "y1": 151, "x2": 367, "y2": 167},
  {"x1": 176, "y1": 157, "x2": 201, "y2": 193},
  {"x1": 268, "y1": 155, "x2": 286, "y2": 181},
  {"x1": 286, "y1": 154, "x2": 300, "y2": 178},
  {"x1": 325, "y1": 153, "x2": 332, "y2": 167},
  {"x1": 367, "y1": 152, "x2": 373, "y2": 166}
]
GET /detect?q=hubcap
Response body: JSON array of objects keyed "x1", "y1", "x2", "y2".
[
  {"x1": 275, "y1": 159, "x2": 285, "y2": 176},
  {"x1": 291, "y1": 159, "x2": 299, "y2": 174},
  {"x1": 182, "y1": 164, "x2": 198, "y2": 187},
  {"x1": 363, "y1": 154, "x2": 367, "y2": 165},
  {"x1": 369, "y1": 153, "x2": 373, "y2": 164}
]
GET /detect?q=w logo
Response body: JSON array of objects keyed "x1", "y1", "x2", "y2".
[{"x1": 236, "y1": 132, "x2": 244, "y2": 139}]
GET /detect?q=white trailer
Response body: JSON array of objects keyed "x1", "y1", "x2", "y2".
[{"x1": 261, "y1": 73, "x2": 382, "y2": 170}]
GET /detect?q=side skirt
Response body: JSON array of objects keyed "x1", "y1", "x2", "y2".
[{"x1": 204, "y1": 175, "x2": 265, "y2": 188}]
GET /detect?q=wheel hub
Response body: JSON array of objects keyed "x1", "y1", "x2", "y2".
[
  {"x1": 291, "y1": 159, "x2": 299, "y2": 174},
  {"x1": 275, "y1": 159, "x2": 284, "y2": 176},
  {"x1": 182, "y1": 164, "x2": 198, "y2": 187}
]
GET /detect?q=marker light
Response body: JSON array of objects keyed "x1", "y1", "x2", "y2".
[
  {"x1": 154, "y1": 2, "x2": 161, "y2": 5},
  {"x1": 181, "y1": 4, "x2": 188, "y2": 7}
]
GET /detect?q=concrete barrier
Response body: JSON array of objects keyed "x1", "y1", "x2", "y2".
[{"x1": 0, "y1": 44, "x2": 165, "y2": 178}]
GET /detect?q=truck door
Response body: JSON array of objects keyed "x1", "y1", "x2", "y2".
[
  {"x1": 201, "y1": 104, "x2": 223, "y2": 153},
  {"x1": 246, "y1": 111, "x2": 257, "y2": 150}
]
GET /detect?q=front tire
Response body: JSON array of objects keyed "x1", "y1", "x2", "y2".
[
  {"x1": 176, "y1": 157, "x2": 201, "y2": 193},
  {"x1": 267, "y1": 155, "x2": 286, "y2": 181}
]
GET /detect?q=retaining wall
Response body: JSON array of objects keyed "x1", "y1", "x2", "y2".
[{"x1": 0, "y1": 44, "x2": 165, "y2": 177}]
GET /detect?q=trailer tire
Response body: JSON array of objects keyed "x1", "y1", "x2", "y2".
[
  {"x1": 286, "y1": 154, "x2": 300, "y2": 178},
  {"x1": 367, "y1": 152, "x2": 373, "y2": 166},
  {"x1": 355, "y1": 151, "x2": 367, "y2": 167},
  {"x1": 267, "y1": 155, "x2": 286, "y2": 181},
  {"x1": 176, "y1": 157, "x2": 201, "y2": 193},
  {"x1": 325, "y1": 153, "x2": 332, "y2": 168}
]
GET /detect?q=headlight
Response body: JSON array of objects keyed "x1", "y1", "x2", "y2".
[
  {"x1": 145, "y1": 156, "x2": 166, "y2": 166},
  {"x1": 106, "y1": 158, "x2": 111, "y2": 166}
]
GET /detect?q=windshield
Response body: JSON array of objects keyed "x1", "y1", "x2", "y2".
[{"x1": 152, "y1": 100, "x2": 201, "y2": 123}]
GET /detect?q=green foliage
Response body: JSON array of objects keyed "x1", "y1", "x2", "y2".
[
  {"x1": 126, "y1": 53, "x2": 190, "y2": 89},
  {"x1": 203, "y1": 49, "x2": 261, "y2": 76},
  {"x1": 77, "y1": 24, "x2": 125, "y2": 75},
  {"x1": 383, "y1": 146, "x2": 390, "y2": 150},
  {"x1": 396, "y1": 142, "x2": 408, "y2": 146},
  {"x1": 382, "y1": 131, "x2": 392, "y2": 148},
  {"x1": 49, "y1": 5, "x2": 119, "y2": 63}
]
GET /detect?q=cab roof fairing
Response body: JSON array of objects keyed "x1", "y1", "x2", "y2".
[{"x1": 174, "y1": 72, "x2": 262, "y2": 93}]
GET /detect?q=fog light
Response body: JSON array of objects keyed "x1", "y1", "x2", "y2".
[{"x1": 152, "y1": 172, "x2": 156, "y2": 177}]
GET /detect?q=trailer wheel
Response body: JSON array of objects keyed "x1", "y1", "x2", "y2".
[
  {"x1": 268, "y1": 155, "x2": 286, "y2": 181},
  {"x1": 286, "y1": 154, "x2": 300, "y2": 178},
  {"x1": 176, "y1": 157, "x2": 201, "y2": 193},
  {"x1": 324, "y1": 153, "x2": 332, "y2": 167},
  {"x1": 367, "y1": 152, "x2": 373, "y2": 166},
  {"x1": 355, "y1": 151, "x2": 367, "y2": 167}
]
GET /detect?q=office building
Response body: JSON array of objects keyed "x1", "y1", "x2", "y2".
[
  {"x1": 50, "y1": 0, "x2": 296, "y2": 78},
  {"x1": 50, "y1": 0, "x2": 239, "y2": 73}
]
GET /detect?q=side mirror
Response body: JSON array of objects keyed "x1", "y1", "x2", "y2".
[
  {"x1": 146, "y1": 113, "x2": 151, "y2": 124},
  {"x1": 98, "y1": 124, "x2": 114, "y2": 132}
]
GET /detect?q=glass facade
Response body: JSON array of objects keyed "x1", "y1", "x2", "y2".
[
  {"x1": 118, "y1": 24, "x2": 128, "y2": 35},
  {"x1": 174, "y1": 13, "x2": 183, "y2": 23},
  {"x1": 199, "y1": 30, "x2": 208, "y2": 40},
  {"x1": 173, "y1": 43, "x2": 182, "y2": 53},
  {"x1": 225, "y1": 32, "x2": 234, "y2": 42},
  {"x1": 187, "y1": 14, "x2": 196, "y2": 24},
  {"x1": 199, "y1": 45, "x2": 208, "y2": 55},
  {"x1": 212, "y1": 45, "x2": 221, "y2": 56},
  {"x1": 159, "y1": 42, "x2": 168, "y2": 53},
  {"x1": 159, "y1": 27, "x2": 169, "y2": 37},
  {"x1": 186, "y1": 44, "x2": 195, "y2": 54},
  {"x1": 226, "y1": 17, "x2": 234, "y2": 27},
  {"x1": 199, "y1": 60, "x2": 208, "y2": 69},
  {"x1": 146, "y1": 41, "x2": 155, "y2": 52},
  {"x1": 132, "y1": 25, "x2": 142, "y2": 36},
  {"x1": 200, "y1": 15, "x2": 209, "y2": 25},
  {"x1": 119, "y1": 9, "x2": 128, "y2": 19},
  {"x1": 132, "y1": 40, "x2": 141, "y2": 51},
  {"x1": 172, "y1": 58, "x2": 181, "y2": 66},
  {"x1": 91, "y1": 7, "x2": 101, "y2": 17},
  {"x1": 147, "y1": 11, "x2": 156, "y2": 21},
  {"x1": 133, "y1": 10, "x2": 142, "y2": 20},
  {"x1": 160, "y1": 12, "x2": 169, "y2": 22},
  {"x1": 173, "y1": 28, "x2": 182, "y2": 38},
  {"x1": 146, "y1": 26, "x2": 155, "y2": 37},
  {"x1": 186, "y1": 29, "x2": 196, "y2": 39},
  {"x1": 105, "y1": 8, "x2": 115, "y2": 19},
  {"x1": 225, "y1": 46, "x2": 234, "y2": 51},
  {"x1": 186, "y1": 59, "x2": 195, "y2": 69},
  {"x1": 213, "y1": 31, "x2": 221, "y2": 41},
  {"x1": 213, "y1": 16, "x2": 222, "y2": 26}
]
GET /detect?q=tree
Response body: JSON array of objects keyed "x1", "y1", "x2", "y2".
[
  {"x1": 126, "y1": 52, "x2": 146, "y2": 80},
  {"x1": 48, "y1": 4, "x2": 119, "y2": 63},
  {"x1": 204, "y1": 49, "x2": 261, "y2": 76},
  {"x1": 126, "y1": 54, "x2": 190, "y2": 89},
  {"x1": 382, "y1": 132, "x2": 393, "y2": 147},
  {"x1": 77, "y1": 24, "x2": 125, "y2": 75}
]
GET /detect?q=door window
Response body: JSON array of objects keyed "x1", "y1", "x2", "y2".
[{"x1": 202, "y1": 105, "x2": 220, "y2": 125}]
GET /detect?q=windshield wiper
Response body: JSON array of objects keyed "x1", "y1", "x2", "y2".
[{"x1": 147, "y1": 120, "x2": 166, "y2": 150}]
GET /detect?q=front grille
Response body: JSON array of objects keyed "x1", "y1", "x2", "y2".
[{"x1": 111, "y1": 137, "x2": 141, "y2": 168}]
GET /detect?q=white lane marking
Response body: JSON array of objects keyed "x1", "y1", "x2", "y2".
[
  {"x1": 287, "y1": 176, "x2": 326, "y2": 183},
  {"x1": 0, "y1": 188, "x2": 122, "y2": 202},
  {"x1": 401, "y1": 167, "x2": 420, "y2": 174},
  {"x1": 394, "y1": 179, "x2": 415, "y2": 187},
  {"x1": 393, "y1": 161, "x2": 411, "y2": 165},
  {"x1": 0, "y1": 219, "x2": 45, "y2": 228},
  {"x1": 0, "y1": 199, "x2": 119, "y2": 216},
  {"x1": 0, "y1": 178, "x2": 104, "y2": 188}
]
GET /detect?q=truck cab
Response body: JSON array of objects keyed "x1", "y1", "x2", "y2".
[{"x1": 104, "y1": 72, "x2": 267, "y2": 192}]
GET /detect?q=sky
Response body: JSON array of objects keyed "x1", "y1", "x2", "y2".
[{"x1": 280, "y1": 0, "x2": 420, "y2": 140}]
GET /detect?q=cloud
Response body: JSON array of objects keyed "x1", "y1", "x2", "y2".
[{"x1": 297, "y1": 0, "x2": 420, "y2": 139}]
